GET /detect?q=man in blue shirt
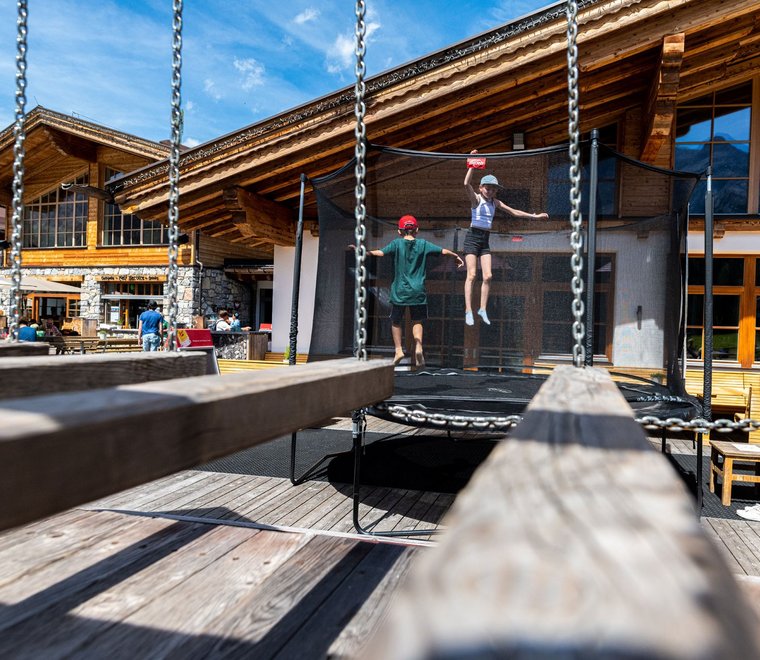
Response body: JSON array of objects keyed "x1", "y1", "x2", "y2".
[
  {"x1": 15, "y1": 318, "x2": 37, "y2": 342},
  {"x1": 137, "y1": 301, "x2": 164, "y2": 351}
]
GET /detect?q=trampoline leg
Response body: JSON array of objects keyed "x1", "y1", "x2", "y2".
[
  {"x1": 696, "y1": 430, "x2": 703, "y2": 519},
  {"x1": 351, "y1": 409, "x2": 441, "y2": 539},
  {"x1": 289, "y1": 429, "x2": 348, "y2": 486},
  {"x1": 661, "y1": 429, "x2": 666, "y2": 454}
]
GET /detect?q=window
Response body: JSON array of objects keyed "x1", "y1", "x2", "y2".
[
  {"x1": 102, "y1": 168, "x2": 168, "y2": 246},
  {"x1": 675, "y1": 82, "x2": 752, "y2": 214},
  {"x1": 23, "y1": 174, "x2": 88, "y2": 248},
  {"x1": 547, "y1": 124, "x2": 619, "y2": 217},
  {"x1": 686, "y1": 256, "x2": 759, "y2": 366}
]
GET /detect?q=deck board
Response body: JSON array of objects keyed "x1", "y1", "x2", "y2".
[{"x1": 4, "y1": 419, "x2": 760, "y2": 657}]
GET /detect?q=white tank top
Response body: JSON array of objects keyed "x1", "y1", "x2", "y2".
[{"x1": 471, "y1": 195, "x2": 495, "y2": 230}]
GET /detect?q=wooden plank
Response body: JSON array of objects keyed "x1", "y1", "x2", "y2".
[
  {"x1": 368, "y1": 366, "x2": 760, "y2": 658},
  {"x1": 0, "y1": 342, "x2": 50, "y2": 357},
  {"x1": 0, "y1": 352, "x2": 208, "y2": 399},
  {"x1": 0, "y1": 357, "x2": 394, "y2": 531}
]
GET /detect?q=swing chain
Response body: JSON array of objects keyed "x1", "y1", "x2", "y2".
[
  {"x1": 353, "y1": 0, "x2": 368, "y2": 360},
  {"x1": 8, "y1": 0, "x2": 28, "y2": 342},
  {"x1": 566, "y1": 0, "x2": 585, "y2": 367},
  {"x1": 166, "y1": 0, "x2": 183, "y2": 351}
]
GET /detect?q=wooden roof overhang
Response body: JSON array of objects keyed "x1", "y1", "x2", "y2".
[
  {"x1": 0, "y1": 107, "x2": 170, "y2": 207},
  {"x1": 112, "y1": 0, "x2": 760, "y2": 257}
]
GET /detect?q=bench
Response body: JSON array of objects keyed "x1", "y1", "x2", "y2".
[
  {"x1": 217, "y1": 358, "x2": 290, "y2": 374},
  {"x1": 50, "y1": 336, "x2": 102, "y2": 354},
  {"x1": 710, "y1": 439, "x2": 760, "y2": 505}
]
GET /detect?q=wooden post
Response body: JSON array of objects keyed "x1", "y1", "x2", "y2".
[{"x1": 368, "y1": 366, "x2": 760, "y2": 658}]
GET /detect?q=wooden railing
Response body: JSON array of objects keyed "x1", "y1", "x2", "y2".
[
  {"x1": 0, "y1": 349, "x2": 393, "y2": 531},
  {"x1": 368, "y1": 366, "x2": 760, "y2": 658}
]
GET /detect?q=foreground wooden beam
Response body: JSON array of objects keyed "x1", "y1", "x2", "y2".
[
  {"x1": 370, "y1": 366, "x2": 760, "y2": 658},
  {"x1": 0, "y1": 352, "x2": 208, "y2": 398},
  {"x1": 0, "y1": 357, "x2": 393, "y2": 531}
]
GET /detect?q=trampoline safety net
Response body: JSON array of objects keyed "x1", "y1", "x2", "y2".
[{"x1": 308, "y1": 143, "x2": 702, "y2": 422}]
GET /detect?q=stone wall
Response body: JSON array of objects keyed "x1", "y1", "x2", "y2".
[{"x1": 0, "y1": 265, "x2": 252, "y2": 328}]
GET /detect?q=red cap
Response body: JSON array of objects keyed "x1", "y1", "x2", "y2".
[{"x1": 398, "y1": 215, "x2": 418, "y2": 230}]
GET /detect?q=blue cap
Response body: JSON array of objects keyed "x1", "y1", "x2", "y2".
[{"x1": 480, "y1": 174, "x2": 499, "y2": 186}]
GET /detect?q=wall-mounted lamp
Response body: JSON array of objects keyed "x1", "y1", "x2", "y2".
[
  {"x1": 512, "y1": 131, "x2": 525, "y2": 151},
  {"x1": 177, "y1": 233, "x2": 191, "y2": 245},
  {"x1": 0, "y1": 240, "x2": 10, "y2": 250},
  {"x1": 636, "y1": 305, "x2": 642, "y2": 330}
]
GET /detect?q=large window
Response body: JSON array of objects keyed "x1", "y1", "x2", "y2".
[
  {"x1": 102, "y1": 168, "x2": 168, "y2": 246},
  {"x1": 23, "y1": 174, "x2": 88, "y2": 248},
  {"x1": 675, "y1": 82, "x2": 752, "y2": 214},
  {"x1": 686, "y1": 256, "x2": 759, "y2": 367}
]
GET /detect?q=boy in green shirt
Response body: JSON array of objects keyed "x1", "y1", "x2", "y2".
[{"x1": 368, "y1": 215, "x2": 463, "y2": 367}]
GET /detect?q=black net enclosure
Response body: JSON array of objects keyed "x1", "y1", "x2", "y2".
[{"x1": 308, "y1": 143, "x2": 703, "y2": 423}]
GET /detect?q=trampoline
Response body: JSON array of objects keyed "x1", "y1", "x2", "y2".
[{"x1": 306, "y1": 140, "x2": 704, "y2": 428}]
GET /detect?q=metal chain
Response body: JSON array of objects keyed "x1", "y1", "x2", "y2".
[
  {"x1": 373, "y1": 402, "x2": 523, "y2": 431},
  {"x1": 353, "y1": 0, "x2": 368, "y2": 361},
  {"x1": 8, "y1": 0, "x2": 28, "y2": 342},
  {"x1": 376, "y1": 401, "x2": 760, "y2": 436},
  {"x1": 637, "y1": 415, "x2": 760, "y2": 434},
  {"x1": 166, "y1": 0, "x2": 183, "y2": 351},
  {"x1": 566, "y1": 0, "x2": 585, "y2": 367}
]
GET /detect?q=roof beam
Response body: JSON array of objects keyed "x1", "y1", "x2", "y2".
[
  {"x1": 41, "y1": 127, "x2": 97, "y2": 162},
  {"x1": 640, "y1": 33, "x2": 684, "y2": 163},
  {"x1": 223, "y1": 186, "x2": 295, "y2": 247}
]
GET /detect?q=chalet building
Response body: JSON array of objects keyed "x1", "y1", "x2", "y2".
[
  {"x1": 3, "y1": 0, "x2": 758, "y2": 372},
  {"x1": 0, "y1": 107, "x2": 269, "y2": 331},
  {"x1": 107, "y1": 0, "x2": 760, "y2": 370}
]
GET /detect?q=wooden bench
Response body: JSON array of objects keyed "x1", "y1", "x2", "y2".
[
  {"x1": 367, "y1": 366, "x2": 760, "y2": 658},
  {"x1": 684, "y1": 370, "x2": 752, "y2": 419},
  {"x1": 710, "y1": 439, "x2": 760, "y2": 505},
  {"x1": 51, "y1": 336, "x2": 103, "y2": 354},
  {"x1": 217, "y1": 358, "x2": 290, "y2": 373}
]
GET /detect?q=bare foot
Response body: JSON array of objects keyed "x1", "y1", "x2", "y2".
[
  {"x1": 393, "y1": 352, "x2": 405, "y2": 366},
  {"x1": 415, "y1": 349, "x2": 425, "y2": 367}
]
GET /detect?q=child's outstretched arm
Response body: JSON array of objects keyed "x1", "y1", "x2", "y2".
[
  {"x1": 349, "y1": 244, "x2": 385, "y2": 257},
  {"x1": 442, "y1": 248, "x2": 464, "y2": 269},
  {"x1": 495, "y1": 200, "x2": 549, "y2": 221}
]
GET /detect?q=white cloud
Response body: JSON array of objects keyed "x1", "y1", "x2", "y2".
[
  {"x1": 204, "y1": 78, "x2": 222, "y2": 101},
  {"x1": 234, "y1": 58, "x2": 265, "y2": 91},
  {"x1": 294, "y1": 8, "x2": 320, "y2": 25},
  {"x1": 325, "y1": 21, "x2": 381, "y2": 75}
]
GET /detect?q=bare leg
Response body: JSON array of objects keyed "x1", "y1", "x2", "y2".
[
  {"x1": 464, "y1": 253, "x2": 478, "y2": 323},
  {"x1": 391, "y1": 323, "x2": 405, "y2": 364},
  {"x1": 479, "y1": 253, "x2": 493, "y2": 313},
  {"x1": 412, "y1": 322, "x2": 424, "y2": 367}
]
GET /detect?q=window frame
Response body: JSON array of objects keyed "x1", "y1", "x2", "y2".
[{"x1": 22, "y1": 173, "x2": 89, "y2": 249}]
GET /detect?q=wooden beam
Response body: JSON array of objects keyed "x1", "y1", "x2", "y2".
[
  {"x1": 0, "y1": 357, "x2": 393, "y2": 531},
  {"x1": 223, "y1": 186, "x2": 295, "y2": 246},
  {"x1": 0, "y1": 342, "x2": 50, "y2": 358},
  {"x1": 641, "y1": 33, "x2": 684, "y2": 162},
  {"x1": 0, "y1": 352, "x2": 208, "y2": 399},
  {"x1": 41, "y1": 126, "x2": 97, "y2": 162},
  {"x1": 368, "y1": 366, "x2": 760, "y2": 658}
]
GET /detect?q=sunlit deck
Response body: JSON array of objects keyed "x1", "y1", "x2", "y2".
[{"x1": 2, "y1": 415, "x2": 760, "y2": 657}]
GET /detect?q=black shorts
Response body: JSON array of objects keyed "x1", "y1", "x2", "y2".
[
  {"x1": 463, "y1": 227, "x2": 491, "y2": 256},
  {"x1": 390, "y1": 304, "x2": 428, "y2": 324}
]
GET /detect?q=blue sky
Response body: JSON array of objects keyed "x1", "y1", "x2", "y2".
[{"x1": 0, "y1": 1, "x2": 552, "y2": 147}]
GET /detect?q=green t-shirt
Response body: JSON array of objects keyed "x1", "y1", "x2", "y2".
[{"x1": 381, "y1": 237, "x2": 442, "y2": 305}]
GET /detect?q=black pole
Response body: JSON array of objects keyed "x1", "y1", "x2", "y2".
[
  {"x1": 585, "y1": 129, "x2": 599, "y2": 366},
  {"x1": 288, "y1": 174, "x2": 307, "y2": 365},
  {"x1": 289, "y1": 174, "x2": 307, "y2": 472},
  {"x1": 703, "y1": 167, "x2": 713, "y2": 422}
]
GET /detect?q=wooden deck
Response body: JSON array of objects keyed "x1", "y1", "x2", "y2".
[{"x1": 3, "y1": 416, "x2": 760, "y2": 657}]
